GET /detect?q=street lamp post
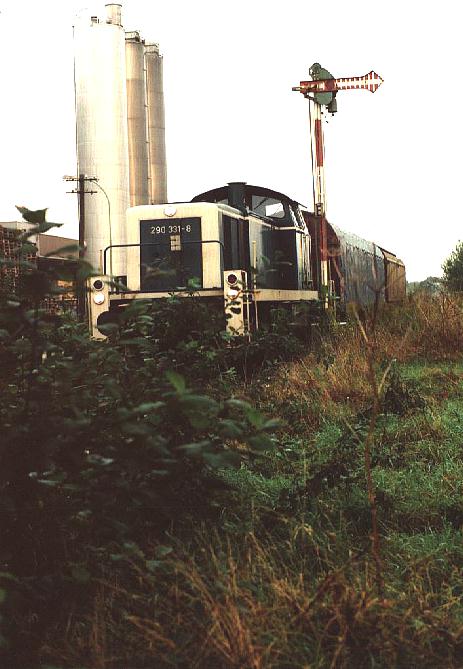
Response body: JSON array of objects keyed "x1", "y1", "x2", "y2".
[{"x1": 89, "y1": 178, "x2": 113, "y2": 278}]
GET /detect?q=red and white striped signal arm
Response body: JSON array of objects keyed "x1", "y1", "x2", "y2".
[{"x1": 293, "y1": 71, "x2": 384, "y2": 96}]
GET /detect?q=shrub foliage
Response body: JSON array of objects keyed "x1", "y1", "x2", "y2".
[
  {"x1": 443, "y1": 240, "x2": 463, "y2": 291},
  {"x1": 0, "y1": 211, "x2": 279, "y2": 666}
]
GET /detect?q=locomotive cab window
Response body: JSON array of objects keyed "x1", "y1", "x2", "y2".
[{"x1": 251, "y1": 195, "x2": 285, "y2": 220}]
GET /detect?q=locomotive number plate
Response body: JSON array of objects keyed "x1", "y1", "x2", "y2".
[{"x1": 149, "y1": 224, "x2": 193, "y2": 235}]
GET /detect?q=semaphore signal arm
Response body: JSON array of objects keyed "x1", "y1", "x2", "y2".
[{"x1": 293, "y1": 70, "x2": 384, "y2": 97}]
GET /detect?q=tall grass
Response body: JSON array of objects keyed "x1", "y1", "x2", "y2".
[
  {"x1": 44, "y1": 525, "x2": 463, "y2": 668},
  {"x1": 39, "y1": 291, "x2": 463, "y2": 668}
]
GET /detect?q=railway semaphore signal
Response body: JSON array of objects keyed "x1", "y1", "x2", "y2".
[
  {"x1": 293, "y1": 70, "x2": 384, "y2": 97},
  {"x1": 293, "y1": 63, "x2": 384, "y2": 299}
]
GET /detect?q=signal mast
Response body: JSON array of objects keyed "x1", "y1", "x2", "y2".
[{"x1": 293, "y1": 65, "x2": 384, "y2": 297}]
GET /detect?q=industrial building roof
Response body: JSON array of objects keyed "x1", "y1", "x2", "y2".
[{"x1": 0, "y1": 223, "x2": 78, "y2": 259}]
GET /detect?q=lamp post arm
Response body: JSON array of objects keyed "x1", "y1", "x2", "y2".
[{"x1": 91, "y1": 180, "x2": 113, "y2": 277}]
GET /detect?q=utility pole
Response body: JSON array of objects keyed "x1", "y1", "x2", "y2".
[
  {"x1": 64, "y1": 175, "x2": 98, "y2": 319},
  {"x1": 293, "y1": 66, "x2": 383, "y2": 300},
  {"x1": 64, "y1": 174, "x2": 99, "y2": 254},
  {"x1": 78, "y1": 174, "x2": 86, "y2": 260}
]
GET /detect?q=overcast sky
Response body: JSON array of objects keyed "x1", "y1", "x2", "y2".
[{"x1": 0, "y1": 0, "x2": 461, "y2": 280}]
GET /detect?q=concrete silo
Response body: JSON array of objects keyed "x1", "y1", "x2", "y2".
[
  {"x1": 73, "y1": 3, "x2": 167, "y2": 279},
  {"x1": 145, "y1": 43, "x2": 168, "y2": 205},
  {"x1": 74, "y1": 4, "x2": 129, "y2": 277},
  {"x1": 125, "y1": 31, "x2": 150, "y2": 207}
]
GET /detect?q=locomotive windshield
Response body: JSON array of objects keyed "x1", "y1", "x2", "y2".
[{"x1": 251, "y1": 195, "x2": 285, "y2": 219}]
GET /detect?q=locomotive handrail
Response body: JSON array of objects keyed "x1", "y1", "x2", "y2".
[{"x1": 103, "y1": 240, "x2": 225, "y2": 289}]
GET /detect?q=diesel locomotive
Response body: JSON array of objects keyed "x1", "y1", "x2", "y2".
[{"x1": 88, "y1": 182, "x2": 406, "y2": 338}]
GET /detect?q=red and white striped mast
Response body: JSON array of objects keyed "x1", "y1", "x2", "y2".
[{"x1": 293, "y1": 66, "x2": 384, "y2": 297}]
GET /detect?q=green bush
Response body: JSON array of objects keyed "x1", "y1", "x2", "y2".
[
  {"x1": 443, "y1": 240, "x2": 463, "y2": 291},
  {"x1": 0, "y1": 209, "x2": 279, "y2": 666}
]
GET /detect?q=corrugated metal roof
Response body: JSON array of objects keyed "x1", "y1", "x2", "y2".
[{"x1": 331, "y1": 224, "x2": 383, "y2": 257}]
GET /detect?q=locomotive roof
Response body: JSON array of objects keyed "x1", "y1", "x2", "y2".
[{"x1": 191, "y1": 184, "x2": 308, "y2": 210}]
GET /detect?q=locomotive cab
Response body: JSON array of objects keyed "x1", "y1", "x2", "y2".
[{"x1": 192, "y1": 183, "x2": 313, "y2": 292}]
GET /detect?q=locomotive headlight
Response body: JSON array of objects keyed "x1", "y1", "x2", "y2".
[
  {"x1": 164, "y1": 205, "x2": 177, "y2": 217},
  {"x1": 93, "y1": 292, "x2": 105, "y2": 305}
]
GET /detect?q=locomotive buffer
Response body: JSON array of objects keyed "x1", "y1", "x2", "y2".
[{"x1": 293, "y1": 66, "x2": 383, "y2": 300}]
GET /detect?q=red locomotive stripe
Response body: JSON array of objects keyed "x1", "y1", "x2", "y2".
[{"x1": 315, "y1": 119, "x2": 324, "y2": 167}]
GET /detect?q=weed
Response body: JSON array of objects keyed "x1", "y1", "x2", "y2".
[{"x1": 383, "y1": 363, "x2": 427, "y2": 415}]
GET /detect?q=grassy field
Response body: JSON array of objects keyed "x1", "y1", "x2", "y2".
[{"x1": 36, "y1": 293, "x2": 463, "y2": 669}]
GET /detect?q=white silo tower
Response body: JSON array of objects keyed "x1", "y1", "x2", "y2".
[
  {"x1": 73, "y1": 3, "x2": 168, "y2": 279},
  {"x1": 125, "y1": 30, "x2": 150, "y2": 207},
  {"x1": 145, "y1": 43, "x2": 168, "y2": 205},
  {"x1": 74, "y1": 4, "x2": 130, "y2": 277}
]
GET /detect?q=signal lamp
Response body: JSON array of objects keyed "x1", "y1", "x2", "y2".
[
  {"x1": 93, "y1": 292, "x2": 105, "y2": 305},
  {"x1": 93, "y1": 279, "x2": 104, "y2": 291},
  {"x1": 227, "y1": 273, "x2": 238, "y2": 286}
]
